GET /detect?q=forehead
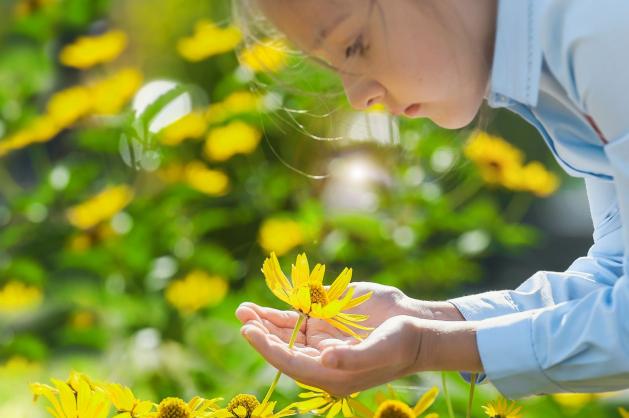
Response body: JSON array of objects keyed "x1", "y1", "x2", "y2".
[{"x1": 255, "y1": 0, "x2": 369, "y2": 51}]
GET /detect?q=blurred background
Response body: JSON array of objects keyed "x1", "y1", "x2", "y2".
[{"x1": 0, "y1": 0, "x2": 620, "y2": 417}]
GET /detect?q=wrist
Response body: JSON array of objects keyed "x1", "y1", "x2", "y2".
[
  {"x1": 400, "y1": 297, "x2": 466, "y2": 321},
  {"x1": 410, "y1": 319, "x2": 484, "y2": 374}
]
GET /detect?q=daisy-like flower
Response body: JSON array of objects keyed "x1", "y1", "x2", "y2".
[
  {"x1": 148, "y1": 396, "x2": 222, "y2": 418},
  {"x1": 262, "y1": 252, "x2": 373, "y2": 340},
  {"x1": 211, "y1": 394, "x2": 294, "y2": 418},
  {"x1": 105, "y1": 383, "x2": 154, "y2": 418},
  {"x1": 370, "y1": 385, "x2": 440, "y2": 418},
  {"x1": 30, "y1": 372, "x2": 110, "y2": 418},
  {"x1": 481, "y1": 398, "x2": 522, "y2": 418},
  {"x1": 290, "y1": 382, "x2": 364, "y2": 418}
]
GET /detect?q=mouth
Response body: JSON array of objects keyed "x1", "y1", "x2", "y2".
[{"x1": 403, "y1": 103, "x2": 422, "y2": 118}]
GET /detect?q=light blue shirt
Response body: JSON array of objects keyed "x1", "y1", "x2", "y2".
[{"x1": 448, "y1": 0, "x2": 629, "y2": 398}]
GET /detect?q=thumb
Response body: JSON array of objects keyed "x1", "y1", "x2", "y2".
[{"x1": 321, "y1": 338, "x2": 386, "y2": 371}]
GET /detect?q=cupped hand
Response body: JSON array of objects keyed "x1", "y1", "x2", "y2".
[
  {"x1": 235, "y1": 281, "x2": 416, "y2": 352},
  {"x1": 239, "y1": 314, "x2": 424, "y2": 396}
]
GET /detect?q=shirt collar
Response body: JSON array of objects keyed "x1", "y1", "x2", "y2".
[{"x1": 487, "y1": 0, "x2": 547, "y2": 108}]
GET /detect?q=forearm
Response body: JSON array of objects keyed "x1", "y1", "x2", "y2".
[
  {"x1": 408, "y1": 318, "x2": 484, "y2": 374},
  {"x1": 401, "y1": 296, "x2": 466, "y2": 321}
]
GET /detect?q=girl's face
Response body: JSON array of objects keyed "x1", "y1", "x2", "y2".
[{"x1": 254, "y1": 0, "x2": 497, "y2": 129}]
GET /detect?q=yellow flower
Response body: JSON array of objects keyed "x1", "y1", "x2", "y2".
[
  {"x1": 149, "y1": 396, "x2": 222, "y2": 418},
  {"x1": 464, "y1": 131, "x2": 524, "y2": 189},
  {"x1": 31, "y1": 373, "x2": 111, "y2": 418},
  {"x1": 67, "y1": 185, "x2": 134, "y2": 230},
  {"x1": 204, "y1": 121, "x2": 262, "y2": 162},
  {"x1": 519, "y1": 161, "x2": 560, "y2": 197},
  {"x1": 239, "y1": 39, "x2": 288, "y2": 73},
  {"x1": 0, "y1": 356, "x2": 41, "y2": 375},
  {"x1": 178, "y1": 20, "x2": 242, "y2": 62},
  {"x1": 371, "y1": 385, "x2": 440, "y2": 418},
  {"x1": 258, "y1": 218, "x2": 303, "y2": 256},
  {"x1": 184, "y1": 162, "x2": 230, "y2": 196},
  {"x1": 290, "y1": 382, "x2": 359, "y2": 418},
  {"x1": 105, "y1": 383, "x2": 154, "y2": 418},
  {"x1": 69, "y1": 310, "x2": 96, "y2": 329},
  {"x1": 481, "y1": 398, "x2": 522, "y2": 418},
  {"x1": 262, "y1": 252, "x2": 373, "y2": 340},
  {"x1": 211, "y1": 393, "x2": 294, "y2": 418},
  {"x1": 0, "y1": 280, "x2": 43, "y2": 313},
  {"x1": 59, "y1": 30, "x2": 128, "y2": 69},
  {"x1": 165, "y1": 270, "x2": 229, "y2": 315},
  {"x1": 160, "y1": 112, "x2": 207, "y2": 146},
  {"x1": 206, "y1": 91, "x2": 261, "y2": 125},
  {"x1": 46, "y1": 86, "x2": 93, "y2": 127},
  {"x1": 90, "y1": 68, "x2": 143, "y2": 115},
  {"x1": 619, "y1": 407, "x2": 629, "y2": 418}
]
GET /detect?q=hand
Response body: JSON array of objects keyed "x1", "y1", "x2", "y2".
[
  {"x1": 240, "y1": 315, "x2": 424, "y2": 396},
  {"x1": 236, "y1": 282, "x2": 417, "y2": 352}
]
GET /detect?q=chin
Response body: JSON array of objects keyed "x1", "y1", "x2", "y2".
[{"x1": 431, "y1": 102, "x2": 482, "y2": 130}]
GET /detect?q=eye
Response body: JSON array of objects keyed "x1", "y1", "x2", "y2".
[{"x1": 345, "y1": 35, "x2": 369, "y2": 59}]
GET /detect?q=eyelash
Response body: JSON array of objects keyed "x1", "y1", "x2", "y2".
[{"x1": 345, "y1": 35, "x2": 369, "y2": 59}]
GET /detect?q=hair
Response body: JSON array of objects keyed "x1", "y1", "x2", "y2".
[{"x1": 230, "y1": 0, "x2": 496, "y2": 178}]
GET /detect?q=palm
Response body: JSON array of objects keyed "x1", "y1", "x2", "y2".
[{"x1": 236, "y1": 282, "x2": 407, "y2": 354}]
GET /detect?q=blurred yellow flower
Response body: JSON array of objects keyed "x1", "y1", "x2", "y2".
[
  {"x1": 149, "y1": 396, "x2": 221, "y2": 418},
  {"x1": 160, "y1": 112, "x2": 207, "y2": 146},
  {"x1": 519, "y1": 161, "x2": 560, "y2": 197},
  {"x1": 157, "y1": 163, "x2": 186, "y2": 184},
  {"x1": 207, "y1": 91, "x2": 261, "y2": 125},
  {"x1": 67, "y1": 185, "x2": 134, "y2": 230},
  {"x1": 46, "y1": 86, "x2": 93, "y2": 127},
  {"x1": 69, "y1": 310, "x2": 96, "y2": 329},
  {"x1": 165, "y1": 270, "x2": 229, "y2": 315},
  {"x1": 371, "y1": 385, "x2": 439, "y2": 418},
  {"x1": 239, "y1": 39, "x2": 288, "y2": 73},
  {"x1": 178, "y1": 20, "x2": 242, "y2": 62},
  {"x1": 211, "y1": 394, "x2": 294, "y2": 418},
  {"x1": 290, "y1": 382, "x2": 358, "y2": 418},
  {"x1": 31, "y1": 373, "x2": 111, "y2": 418},
  {"x1": 262, "y1": 252, "x2": 373, "y2": 340},
  {"x1": 258, "y1": 218, "x2": 304, "y2": 256},
  {"x1": 59, "y1": 30, "x2": 128, "y2": 69},
  {"x1": 204, "y1": 121, "x2": 262, "y2": 162},
  {"x1": 90, "y1": 68, "x2": 143, "y2": 115},
  {"x1": 105, "y1": 383, "x2": 154, "y2": 418},
  {"x1": 464, "y1": 131, "x2": 524, "y2": 188},
  {"x1": 482, "y1": 398, "x2": 522, "y2": 418},
  {"x1": 14, "y1": 0, "x2": 56, "y2": 17},
  {"x1": 0, "y1": 356, "x2": 41, "y2": 375},
  {"x1": 0, "y1": 281, "x2": 43, "y2": 313},
  {"x1": 0, "y1": 116, "x2": 61, "y2": 157},
  {"x1": 184, "y1": 161, "x2": 230, "y2": 196},
  {"x1": 619, "y1": 407, "x2": 629, "y2": 418},
  {"x1": 552, "y1": 393, "x2": 599, "y2": 411}
]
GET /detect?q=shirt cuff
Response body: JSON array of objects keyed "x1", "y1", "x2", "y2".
[
  {"x1": 476, "y1": 311, "x2": 565, "y2": 398},
  {"x1": 448, "y1": 290, "x2": 520, "y2": 321}
]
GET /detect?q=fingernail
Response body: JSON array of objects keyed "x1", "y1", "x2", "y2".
[
  {"x1": 323, "y1": 353, "x2": 338, "y2": 368},
  {"x1": 241, "y1": 326, "x2": 253, "y2": 340}
]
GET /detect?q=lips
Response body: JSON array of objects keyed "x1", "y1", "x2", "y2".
[{"x1": 404, "y1": 103, "x2": 422, "y2": 117}]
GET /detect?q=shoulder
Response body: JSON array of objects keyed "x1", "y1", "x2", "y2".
[{"x1": 540, "y1": 0, "x2": 629, "y2": 139}]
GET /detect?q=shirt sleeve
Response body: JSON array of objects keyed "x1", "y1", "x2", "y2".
[
  {"x1": 472, "y1": 0, "x2": 629, "y2": 398},
  {"x1": 448, "y1": 177, "x2": 623, "y2": 323}
]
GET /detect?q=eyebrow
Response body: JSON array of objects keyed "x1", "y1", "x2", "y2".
[{"x1": 311, "y1": 13, "x2": 351, "y2": 51}]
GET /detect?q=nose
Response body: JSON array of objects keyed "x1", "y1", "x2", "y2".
[{"x1": 341, "y1": 76, "x2": 386, "y2": 111}]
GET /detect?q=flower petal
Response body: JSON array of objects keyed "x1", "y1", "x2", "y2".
[
  {"x1": 413, "y1": 386, "x2": 439, "y2": 416},
  {"x1": 342, "y1": 291, "x2": 373, "y2": 310},
  {"x1": 326, "y1": 268, "x2": 351, "y2": 301},
  {"x1": 309, "y1": 264, "x2": 325, "y2": 285}
]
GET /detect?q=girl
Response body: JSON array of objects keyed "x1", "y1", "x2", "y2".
[{"x1": 234, "y1": 0, "x2": 629, "y2": 399}]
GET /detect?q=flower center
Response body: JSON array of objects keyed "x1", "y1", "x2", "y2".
[
  {"x1": 157, "y1": 397, "x2": 190, "y2": 418},
  {"x1": 227, "y1": 394, "x2": 260, "y2": 418},
  {"x1": 309, "y1": 284, "x2": 328, "y2": 306},
  {"x1": 374, "y1": 400, "x2": 415, "y2": 418}
]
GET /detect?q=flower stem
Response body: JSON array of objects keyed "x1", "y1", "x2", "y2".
[
  {"x1": 441, "y1": 371, "x2": 455, "y2": 418},
  {"x1": 261, "y1": 313, "x2": 306, "y2": 405},
  {"x1": 467, "y1": 373, "x2": 478, "y2": 418}
]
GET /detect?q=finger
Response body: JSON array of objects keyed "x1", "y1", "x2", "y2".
[
  {"x1": 237, "y1": 307, "x2": 306, "y2": 344},
  {"x1": 238, "y1": 302, "x2": 306, "y2": 331},
  {"x1": 241, "y1": 325, "x2": 346, "y2": 386},
  {"x1": 316, "y1": 338, "x2": 354, "y2": 350},
  {"x1": 320, "y1": 337, "x2": 390, "y2": 371}
]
